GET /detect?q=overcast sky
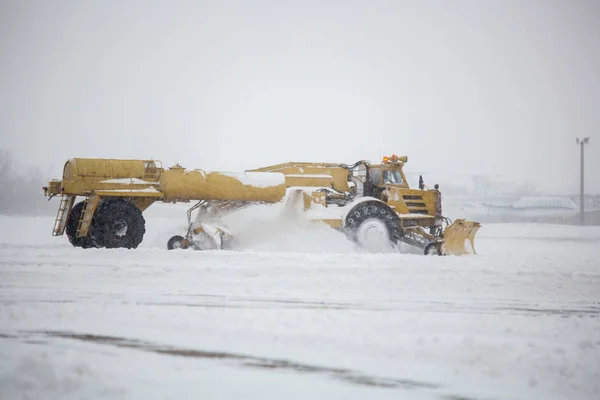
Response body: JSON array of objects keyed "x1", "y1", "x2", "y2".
[{"x1": 1, "y1": 0, "x2": 599, "y2": 195}]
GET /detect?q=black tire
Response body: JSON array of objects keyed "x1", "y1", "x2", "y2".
[
  {"x1": 89, "y1": 199, "x2": 145, "y2": 249},
  {"x1": 424, "y1": 241, "x2": 444, "y2": 256},
  {"x1": 167, "y1": 235, "x2": 187, "y2": 250},
  {"x1": 344, "y1": 200, "x2": 402, "y2": 250},
  {"x1": 65, "y1": 201, "x2": 96, "y2": 248}
]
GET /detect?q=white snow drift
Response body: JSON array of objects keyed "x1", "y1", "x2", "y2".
[{"x1": 1, "y1": 204, "x2": 599, "y2": 400}]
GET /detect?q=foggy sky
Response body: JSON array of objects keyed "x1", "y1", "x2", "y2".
[{"x1": 2, "y1": 0, "x2": 599, "y2": 195}]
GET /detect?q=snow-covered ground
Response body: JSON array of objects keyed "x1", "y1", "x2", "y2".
[{"x1": 1, "y1": 203, "x2": 599, "y2": 400}]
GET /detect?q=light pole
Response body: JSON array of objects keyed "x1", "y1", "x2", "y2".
[{"x1": 576, "y1": 137, "x2": 590, "y2": 225}]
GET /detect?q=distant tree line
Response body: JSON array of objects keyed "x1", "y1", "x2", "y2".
[{"x1": 0, "y1": 149, "x2": 56, "y2": 216}]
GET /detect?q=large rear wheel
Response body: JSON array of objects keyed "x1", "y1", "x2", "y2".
[{"x1": 89, "y1": 199, "x2": 145, "y2": 249}]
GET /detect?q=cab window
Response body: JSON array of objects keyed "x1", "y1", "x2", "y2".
[{"x1": 383, "y1": 170, "x2": 404, "y2": 185}]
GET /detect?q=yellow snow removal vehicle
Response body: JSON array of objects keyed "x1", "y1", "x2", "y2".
[{"x1": 43, "y1": 155, "x2": 481, "y2": 255}]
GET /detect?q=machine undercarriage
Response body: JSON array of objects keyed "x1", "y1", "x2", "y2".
[{"x1": 167, "y1": 189, "x2": 480, "y2": 256}]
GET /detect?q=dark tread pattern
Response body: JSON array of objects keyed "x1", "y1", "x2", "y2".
[
  {"x1": 89, "y1": 199, "x2": 145, "y2": 249},
  {"x1": 344, "y1": 200, "x2": 403, "y2": 247}
]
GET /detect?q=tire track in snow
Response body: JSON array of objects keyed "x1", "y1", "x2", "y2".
[
  {"x1": 14, "y1": 330, "x2": 445, "y2": 393},
  {"x1": 2, "y1": 294, "x2": 599, "y2": 317}
]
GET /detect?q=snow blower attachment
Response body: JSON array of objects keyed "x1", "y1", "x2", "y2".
[{"x1": 43, "y1": 156, "x2": 481, "y2": 255}]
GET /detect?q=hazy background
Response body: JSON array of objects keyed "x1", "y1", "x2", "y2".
[{"x1": 1, "y1": 0, "x2": 599, "y2": 204}]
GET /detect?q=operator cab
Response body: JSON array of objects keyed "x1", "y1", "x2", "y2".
[{"x1": 363, "y1": 154, "x2": 409, "y2": 198}]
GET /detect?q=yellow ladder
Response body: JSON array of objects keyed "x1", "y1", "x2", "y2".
[{"x1": 52, "y1": 195, "x2": 75, "y2": 236}]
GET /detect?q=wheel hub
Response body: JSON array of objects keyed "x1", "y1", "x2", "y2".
[
  {"x1": 356, "y1": 218, "x2": 391, "y2": 252},
  {"x1": 111, "y1": 219, "x2": 128, "y2": 237}
]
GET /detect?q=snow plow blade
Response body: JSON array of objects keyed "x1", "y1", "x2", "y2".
[{"x1": 443, "y1": 219, "x2": 481, "y2": 255}]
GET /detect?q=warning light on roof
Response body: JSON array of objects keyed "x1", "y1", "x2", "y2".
[{"x1": 383, "y1": 155, "x2": 408, "y2": 163}]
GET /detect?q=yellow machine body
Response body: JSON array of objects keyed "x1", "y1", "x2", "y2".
[
  {"x1": 53, "y1": 158, "x2": 163, "y2": 197},
  {"x1": 44, "y1": 155, "x2": 480, "y2": 255},
  {"x1": 159, "y1": 168, "x2": 287, "y2": 203},
  {"x1": 250, "y1": 162, "x2": 353, "y2": 192}
]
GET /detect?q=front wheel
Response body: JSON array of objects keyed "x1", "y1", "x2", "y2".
[
  {"x1": 424, "y1": 241, "x2": 444, "y2": 256},
  {"x1": 344, "y1": 201, "x2": 402, "y2": 252},
  {"x1": 167, "y1": 235, "x2": 188, "y2": 250}
]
